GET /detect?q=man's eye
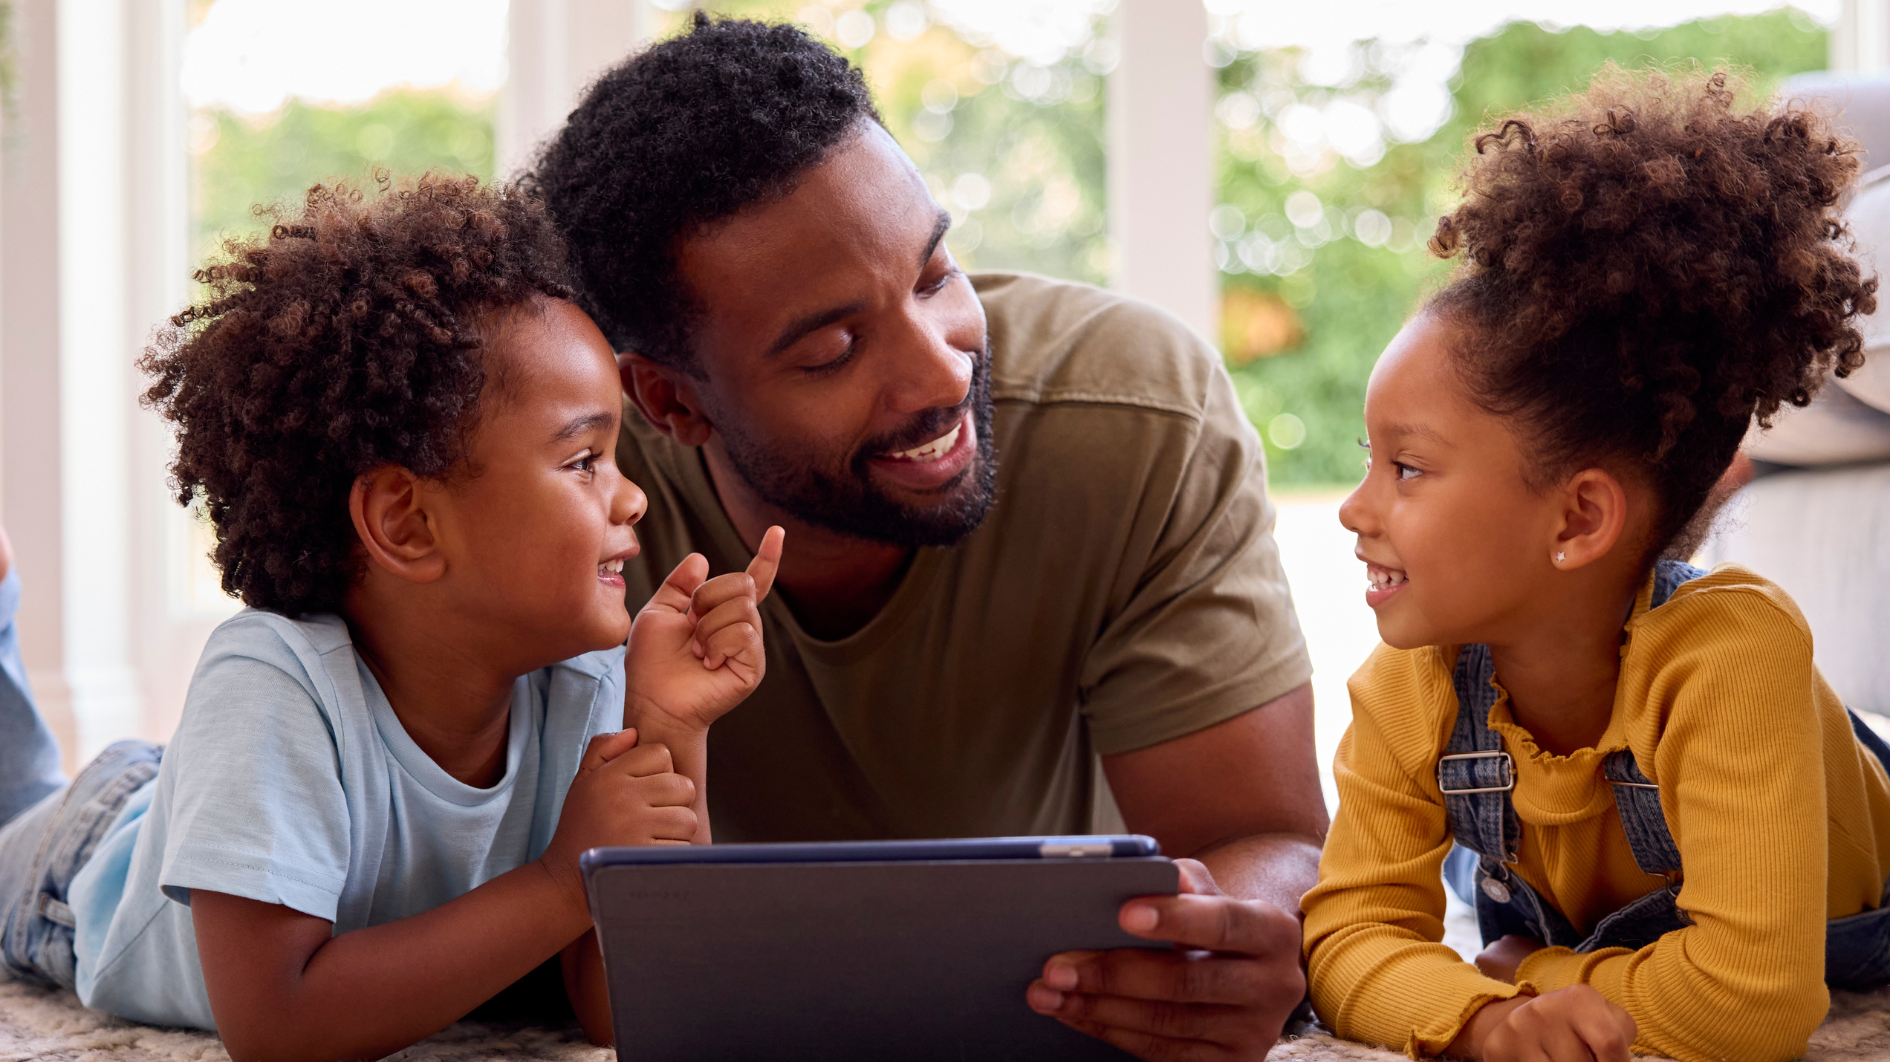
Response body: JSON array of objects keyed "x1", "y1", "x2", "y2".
[
  {"x1": 806, "y1": 336, "x2": 858, "y2": 375},
  {"x1": 920, "y1": 266, "x2": 961, "y2": 295}
]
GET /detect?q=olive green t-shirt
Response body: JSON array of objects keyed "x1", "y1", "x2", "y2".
[{"x1": 615, "y1": 272, "x2": 1311, "y2": 842}]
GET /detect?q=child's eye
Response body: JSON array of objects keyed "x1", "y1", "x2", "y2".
[
  {"x1": 1394, "y1": 462, "x2": 1421, "y2": 482},
  {"x1": 1357, "y1": 437, "x2": 1372, "y2": 472},
  {"x1": 566, "y1": 450, "x2": 597, "y2": 474}
]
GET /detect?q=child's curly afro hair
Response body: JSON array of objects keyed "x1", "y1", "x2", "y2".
[
  {"x1": 1429, "y1": 65, "x2": 1878, "y2": 560},
  {"x1": 140, "y1": 173, "x2": 579, "y2": 616}
]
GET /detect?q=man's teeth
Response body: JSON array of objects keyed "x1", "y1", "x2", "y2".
[
  {"x1": 598, "y1": 558, "x2": 624, "y2": 576},
  {"x1": 884, "y1": 423, "x2": 962, "y2": 463},
  {"x1": 1366, "y1": 566, "x2": 1407, "y2": 591}
]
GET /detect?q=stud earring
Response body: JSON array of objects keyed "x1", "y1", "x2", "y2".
[{"x1": 1555, "y1": 551, "x2": 1566, "y2": 564}]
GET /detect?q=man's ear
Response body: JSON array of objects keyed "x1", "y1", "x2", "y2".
[
  {"x1": 349, "y1": 466, "x2": 447, "y2": 584},
  {"x1": 619, "y1": 351, "x2": 713, "y2": 448},
  {"x1": 1550, "y1": 468, "x2": 1630, "y2": 572}
]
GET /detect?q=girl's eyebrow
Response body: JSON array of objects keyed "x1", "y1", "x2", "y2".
[
  {"x1": 551, "y1": 411, "x2": 616, "y2": 443},
  {"x1": 1380, "y1": 421, "x2": 1447, "y2": 446}
]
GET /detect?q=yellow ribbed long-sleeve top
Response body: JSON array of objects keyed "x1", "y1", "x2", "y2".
[{"x1": 1301, "y1": 564, "x2": 1890, "y2": 1062}]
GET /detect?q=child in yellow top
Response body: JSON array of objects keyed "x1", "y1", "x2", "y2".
[{"x1": 1301, "y1": 66, "x2": 1890, "y2": 1062}]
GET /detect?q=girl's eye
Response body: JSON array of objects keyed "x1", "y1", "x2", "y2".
[
  {"x1": 567, "y1": 451, "x2": 597, "y2": 473},
  {"x1": 1394, "y1": 462, "x2": 1421, "y2": 482}
]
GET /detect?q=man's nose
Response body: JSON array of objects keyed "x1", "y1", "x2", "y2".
[{"x1": 881, "y1": 311, "x2": 972, "y2": 415}]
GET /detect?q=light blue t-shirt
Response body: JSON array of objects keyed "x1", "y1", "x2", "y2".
[{"x1": 65, "y1": 608, "x2": 624, "y2": 1029}]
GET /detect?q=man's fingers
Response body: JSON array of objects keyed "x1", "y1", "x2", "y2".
[
  {"x1": 1027, "y1": 982, "x2": 1237, "y2": 1050},
  {"x1": 602, "y1": 741, "x2": 674, "y2": 778},
  {"x1": 580, "y1": 729, "x2": 639, "y2": 769},
  {"x1": 647, "y1": 553, "x2": 710, "y2": 615},
  {"x1": 1119, "y1": 893, "x2": 1300, "y2": 956},
  {"x1": 744, "y1": 525, "x2": 784, "y2": 602},
  {"x1": 1040, "y1": 949, "x2": 1269, "y2": 1007}
]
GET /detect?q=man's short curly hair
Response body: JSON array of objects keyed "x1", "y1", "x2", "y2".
[
  {"x1": 526, "y1": 12, "x2": 880, "y2": 371},
  {"x1": 1428, "y1": 65, "x2": 1878, "y2": 560},
  {"x1": 140, "y1": 174, "x2": 579, "y2": 616}
]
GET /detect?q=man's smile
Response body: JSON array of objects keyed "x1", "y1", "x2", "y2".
[{"x1": 866, "y1": 410, "x2": 976, "y2": 491}]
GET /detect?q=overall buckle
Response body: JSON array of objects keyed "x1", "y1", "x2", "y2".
[{"x1": 1437, "y1": 750, "x2": 1515, "y2": 795}]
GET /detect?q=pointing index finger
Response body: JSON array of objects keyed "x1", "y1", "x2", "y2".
[{"x1": 745, "y1": 526, "x2": 785, "y2": 602}]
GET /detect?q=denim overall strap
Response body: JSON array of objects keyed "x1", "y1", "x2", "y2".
[
  {"x1": 1598, "y1": 559, "x2": 1708, "y2": 878},
  {"x1": 1438, "y1": 643, "x2": 1517, "y2": 863},
  {"x1": 1439, "y1": 644, "x2": 1590, "y2": 947},
  {"x1": 1601, "y1": 752, "x2": 1683, "y2": 876}
]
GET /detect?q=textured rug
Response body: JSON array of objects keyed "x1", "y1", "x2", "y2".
[{"x1": 4, "y1": 975, "x2": 1890, "y2": 1062}]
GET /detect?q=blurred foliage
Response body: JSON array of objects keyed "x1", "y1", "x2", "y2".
[
  {"x1": 191, "y1": 91, "x2": 494, "y2": 262},
  {"x1": 677, "y1": 0, "x2": 1112, "y2": 282},
  {"x1": 1224, "y1": 8, "x2": 1829, "y2": 486}
]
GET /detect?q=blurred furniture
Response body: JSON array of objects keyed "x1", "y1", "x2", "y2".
[{"x1": 1702, "y1": 75, "x2": 1890, "y2": 716}]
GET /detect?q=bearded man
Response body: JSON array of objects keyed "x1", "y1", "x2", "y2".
[{"x1": 531, "y1": 15, "x2": 1324, "y2": 1058}]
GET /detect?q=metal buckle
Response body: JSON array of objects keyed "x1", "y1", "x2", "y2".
[{"x1": 1436, "y1": 750, "x2": 1515, "y2": 795}]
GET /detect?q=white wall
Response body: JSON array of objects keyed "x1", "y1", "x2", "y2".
[
  {"x1": 2, "y1": 0, "x2": 210, "y2": 771},
  {"x1": 1108, "y1": 0, "x2": 1215, "y2": 344}
]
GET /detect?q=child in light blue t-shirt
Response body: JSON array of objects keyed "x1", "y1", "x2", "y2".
[{"x1": 0, "y1": 175, "x2": 784, "y2": 1058}]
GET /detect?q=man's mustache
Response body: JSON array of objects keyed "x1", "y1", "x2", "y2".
[{"x1": 855, "y1": 347, "x2": 990, "y2": 457}]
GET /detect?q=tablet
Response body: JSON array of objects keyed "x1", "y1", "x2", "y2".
[{"x1": 581, "y1": 835, "x2": 1178, "y2": 1061}]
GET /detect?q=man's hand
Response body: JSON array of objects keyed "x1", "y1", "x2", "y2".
[
  {"x1": 1025, "y1": 858, "x2": 1306, "y2": 1061},
  {"x1": 625, "y1": 525, "x2": 784, "y2": 732},
  {"x1": 1448, "y1": 986, "x2": 1636, "y2": 1062},
  {"x1": 1474, "y1": 934, "x2": 1543, "y2": 984}
]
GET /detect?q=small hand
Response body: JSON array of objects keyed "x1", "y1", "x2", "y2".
[
  {"x1": 625, "y1": 527, "x2": 784, "y2": 732},
  {"x1": 1451, "y1": 986, "x2": 1636, "y2": 1062},
  {"x1": 1025, "y1": 858, "x2": 1305, "y2": 1061},
  {"x1": 538, "y1": 730, "x2": 698, "y2": 911},
  {"x1": 1474, "y1": 934, "x2": 1543, "y2": 984}
]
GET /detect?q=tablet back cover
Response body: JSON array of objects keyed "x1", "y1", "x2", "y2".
[{"x1": 592, "y1": 857, "x2": 1177, "y2": 1061}]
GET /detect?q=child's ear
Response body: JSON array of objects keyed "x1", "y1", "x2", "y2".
[
  {"x1": 1550, "y1": 468, "x2": 1630, "y2": 571},
  {"x1": 620, "y1": 351, "x2": 714, "y2": 448},
  {"x1": 349, "y1": 466, "x2": 447, "y2": 584}
]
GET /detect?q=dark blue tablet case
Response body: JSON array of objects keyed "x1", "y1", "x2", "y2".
[{"x1": 583, "y1": 838, "x2": 1179, "y2": 1061}]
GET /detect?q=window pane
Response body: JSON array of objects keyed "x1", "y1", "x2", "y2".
[
  {"x1": 176, "y1": 0, "x2": 507, "y2": 616},
  {"x1": 672, "y1": 0, "x2": 1113, "y2": 284},
  {"x1": 1210, "y1": 3, "x2": 1832, "y2": 486},
  {"x1": 184, "y1": 0, "x2": 505, "y2": 263}
]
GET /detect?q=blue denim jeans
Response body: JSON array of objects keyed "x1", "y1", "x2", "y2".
[{"x1": 0, "y1": 740, "x2": 162, "y2": 988}]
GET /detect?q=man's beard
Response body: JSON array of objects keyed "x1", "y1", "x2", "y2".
[{"x1": 716, "y1": 344, "x2": 998, "y2": 548}]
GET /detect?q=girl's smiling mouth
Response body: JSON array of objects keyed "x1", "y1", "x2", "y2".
[{"x1": 1363, "y1": 560, "x2": 1408, "y2": 607}]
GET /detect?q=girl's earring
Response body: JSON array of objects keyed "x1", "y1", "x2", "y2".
[{"x1": 1555, "y1": 551, "x2": 1566, "y2": 565}]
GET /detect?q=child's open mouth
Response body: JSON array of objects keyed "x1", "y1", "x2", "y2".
[
  {"x1": 1364, "y1": 561, "x2": 1407, "y2": 607},
  {"x1": 598, "y1": 556, "x2": 626, "y2": 589}
]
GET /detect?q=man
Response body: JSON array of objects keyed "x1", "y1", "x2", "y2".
[{"x1": 531, "y1": 15, "x2": 1324, "y2": 1058}]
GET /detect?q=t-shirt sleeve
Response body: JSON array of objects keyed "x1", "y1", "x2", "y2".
[
  {"x1": 1075, "y1": 347, "x2": 1311, "y2": 755},
  {"x1": 154, "y1": 619, "x2": 352, "y2": 922}
]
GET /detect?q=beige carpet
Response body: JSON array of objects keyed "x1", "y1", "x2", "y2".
[{"x1": 4, "y1": 976, "x2": 1890, "y2": 1061}]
